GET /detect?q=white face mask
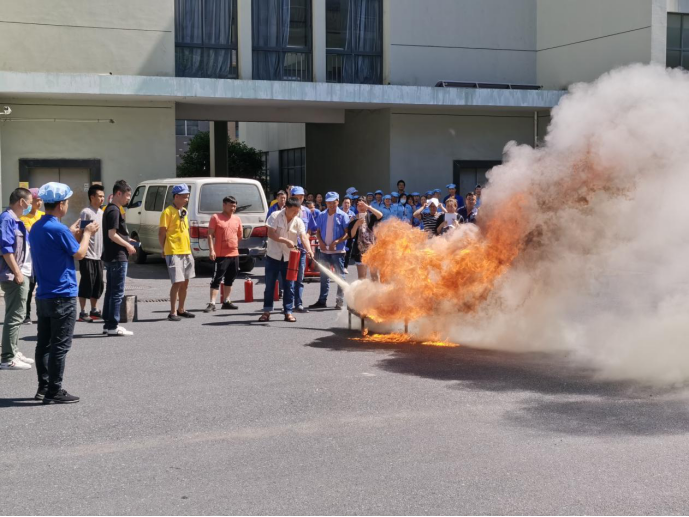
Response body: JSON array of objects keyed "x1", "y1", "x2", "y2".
[{"x1": 400, "y1": 197, "x2": 407, "y2": 205}]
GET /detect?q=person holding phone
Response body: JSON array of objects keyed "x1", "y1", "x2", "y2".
[
  {"x1": 346, "y1": 199, "x2": 383, "y2": 280},
  {"x1": 77, "y1": 185, "x2": 105, "y2": 323}
]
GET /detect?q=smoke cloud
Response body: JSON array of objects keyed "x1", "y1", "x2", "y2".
[{"x1": 347, "y1": 64, "x2": 689, "y2": 385}]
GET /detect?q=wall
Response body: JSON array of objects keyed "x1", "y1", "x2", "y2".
[
  {"x1": 389, "y1": 109, "x2": 536, "y2": 192},
  {"x1": 305, "y1": 110, "x2": 391, "y2": 196},
  {"x1": 388, "y1": 0, "x2": 537, "y2": 86},
  {"x1": 0, "y1": 101, "x2": 176, "y2": 193},
  {"x1": 0, "y1": 0, "x2": 174, "y2": 76},
  {"x1": 537, "y1": 0, "x2": 653, "y2": 89}
]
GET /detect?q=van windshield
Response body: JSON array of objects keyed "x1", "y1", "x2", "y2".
[{"x1": 199, "y1": 183, "x2": 265, "y2": 214}]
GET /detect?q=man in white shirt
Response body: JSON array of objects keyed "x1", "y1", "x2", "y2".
[{"x1": 260, "y1": 197, "x2": 314, "y2": 323}]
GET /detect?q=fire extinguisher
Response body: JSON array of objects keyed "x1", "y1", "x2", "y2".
[
  {"x1": 244, "y1": 278, "x2": 254, "y2": 303},
  {"x1": 286, "y1": 249, "x2": 301, "y2": 282}
]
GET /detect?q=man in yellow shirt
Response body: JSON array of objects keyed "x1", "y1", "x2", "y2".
[
  {"x1": 20, "y1": 188, "x2": 44, "y2": 323},
  {"x1": 159, "y1": 184, "x2": 195, "y2": 322}
]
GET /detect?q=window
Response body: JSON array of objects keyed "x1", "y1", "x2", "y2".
[
  {"x1": 252, "y1": 0, "x2": 312, "y2": 81},
  {"x1": 199, "y1": 183, "x2": 265, "y2": 213},
  {"x1": 176, "y1": 120, "x2": 202, "y2": 136},
  {"x1": 129, "y1": 186, "x2": 146, "y2": 209},
  {"x1": 326, "y1": 0, "x2": 382, "y2": 84},
  {"x1": 452, "y1": 161, "x2": 500, "y2": 199},
  {"x1": 145, "y1": 186, "x2": 166, "y2": 212},
  {"x1": 280, "y1": 148, "x2": 306, "y2": 188},
  {"x1": 176, "y1": 120, "x2": 186, "y2": 136},
  {"x1": 175, "y1": 0, "x2": 238, "y2": 79},
  {"x1": 667, "y1": 13, "x2": 689, "y2": 68}
]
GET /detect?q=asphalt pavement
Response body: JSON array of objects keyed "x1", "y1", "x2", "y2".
[{"x1": 2, "y1": 259, "x2": 689, "y2": 515}]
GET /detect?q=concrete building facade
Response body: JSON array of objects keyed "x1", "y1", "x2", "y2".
[{"x1": 0, "y1": 0, "x2": 679, "y2": 204}]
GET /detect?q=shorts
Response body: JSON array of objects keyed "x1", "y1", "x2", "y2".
[
  {"x1": 165, "y1": 254, "x2": 196, "y2": 284},
  {"x1": 210, "y1": 257, "x2": 239, "y2": 289},
  {"x1": 78, "y1": 259, "x2": 104, "y2": 299}
]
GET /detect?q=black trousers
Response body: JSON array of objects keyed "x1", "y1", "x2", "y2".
[
  {"x1": 25, "y1": 277, "x2": 36, "y2": 320},
  {"x1": 35, "y1": 297, "x2": 77, "y2": 395}
]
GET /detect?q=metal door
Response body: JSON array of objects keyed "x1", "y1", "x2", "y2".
[
  {"x1": 28, "y1": 167, "x2": 90, "y2": 223},
  {"x1": 452, "y1": 161, "x2": 500, "y2": 199}
]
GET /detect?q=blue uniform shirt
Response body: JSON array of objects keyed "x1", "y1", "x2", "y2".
[
  {"x1": 315, "y1": 208, "x2": 350, "y2": 252},
  {"x1": 371, "y1": 199, "x2": 384, "y2": 211},
  {"x1": 29, "y1": 215, "x2": 80, "y2": 299},
  {"x1": 380, "y1": 205, "x2": 393, "y2": 221}
]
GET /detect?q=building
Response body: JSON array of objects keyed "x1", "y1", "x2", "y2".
[{"x1": 0, "y1": 0, "x2": 677, "y2": 211}]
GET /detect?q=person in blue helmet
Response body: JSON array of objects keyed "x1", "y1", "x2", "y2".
[
  {"x1": 310, "y1": 192, "x2": 350, "y2": 310},
  {"x1": 380, "y1": 195, "x2": 393, "y2": 221},
  {"x1": 399, "y1": 192, "x2": 414, "y2": 222},
  {"x1": 475, "y1": 185, "x2": 483, "y2": 207},
  {"x1": 288, "y1": 186, "x2": 318, "y2": 313},
  {"x1": 345, "y1": 188, "x2": 359, "y2": 215},
  {"x1": 342, "y1": 195, "x2": 356, "y2": 218},
  {"x1": 30, "y1": 182, "x2": 100, "y2": 404},
  {"x1": 443, "y1": 184, "x2": 465, "y2": 208},
  {"x1": 371, "y1": 190, "x2": 384, "y2": 210},
  {"x1": 365, "y1": 192, "x2": 374, "y2": 204}
]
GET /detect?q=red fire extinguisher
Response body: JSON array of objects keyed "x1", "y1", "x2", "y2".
[
  {"x1": 286, "y1": 249, "x2": 301, "y2": 282},
  {"x1": 244, "y1": 278, "x2": 254, "y2": 303}
]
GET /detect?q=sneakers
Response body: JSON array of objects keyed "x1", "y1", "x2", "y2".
[
  {"x1": 107, "y1": 326, "x2": 134, "y2": 336},
  {"x1": 43, "y1": 389, "x2": 80, "y2": 404},
  {"x1": 335, "y1": 300, "x2": 344, "y2": 310},
  {"x1": 0, "y1": 358, "x2": 31, "y2": 370},
  {"x1": 177, "y1": 311, "x2": 195, "y2": 319},
  {"x1": 168, "y1": 313, "x2": 181, "y2": 322},
  {"x1": 23, "y1": 318, "x2": 32, "y2": 325},
  {"x1": 204, "y1": 303, "x2": 216, "y2": 313},
  {"x1": 78, "y1": 311, "x2": 93, "y2": 323},
  {"x1": 15, "y1": 352, "x2": 34, "y2": 365},
  {"x1": 309, "y1": 301, "x2": 327, "y2": 309},
  {"x1": 295, "y1": 306, "x2": 310, "y2": 313},
  {"x1": 221, "y1": 302, "x2": 238, "y2": 310},
  {"x1": 34, "y1": 387, "x2": 47, "y2": 401},
  {"x1": 89, "y1": 309, "x2": 102, "y2": 320}
]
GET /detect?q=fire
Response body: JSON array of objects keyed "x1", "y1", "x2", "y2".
[{"x1": 351, "y1": 332, "x2": 459, "y2": 348}]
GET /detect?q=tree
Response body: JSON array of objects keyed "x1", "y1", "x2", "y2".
[
  {"x1": 177, "y1": 131, "x2": 266, "y2": 189},
  {"x1": 177, "y1": 131, "x2": 211, "y2": 178}
]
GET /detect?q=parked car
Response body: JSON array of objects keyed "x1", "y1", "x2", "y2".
[{"x1": 126, "y1": 178, "x2": 268, "y2": 272}]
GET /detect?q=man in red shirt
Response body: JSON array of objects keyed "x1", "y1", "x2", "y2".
[{"x1": 204, "y1": 195, "x2": 243, "y2": 312}]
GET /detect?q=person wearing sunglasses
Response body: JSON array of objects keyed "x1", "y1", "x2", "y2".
[{"x1": 159, "y1": 184, "x2": 195, "y2": 322}]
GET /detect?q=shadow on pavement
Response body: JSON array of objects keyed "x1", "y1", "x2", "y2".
[
  {"x1": 306, "y1": 329, "x2": 689, "y2": 436},
  {"x1": 0, "y1": 398, "x2": 43, "y2": 408}
]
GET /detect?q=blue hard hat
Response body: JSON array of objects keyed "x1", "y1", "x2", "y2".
[
  {"x1": 172, "y1": 184, "x2": 190, "y2": 196},
  {"x1": 383, "y1": 195, "x2": 392, "y2": 200},
  {"x1": 345, "y1": 187, "x2": 358, "y2": 196},
  {"x1": 391, "y1": 192, "x2": 399, "y2": 198},
  {"x1": 38, "y1": 182, "x2": 73, "y2": 203},
  {"x1": 425, "y1": 190, "x2": 434, "y2": 196},
  {"x1": 366, "y1": 192, "x2": 374, "y2": 197},
  {"x1": 434, "y1": 188, "x2": 441, "y2": 194},
  {"x1": 344, "y1": 194, "x2": 353, "y2": 200},
  {"x1": 291, "y1": 186, "x2": 305, "y2": 196},
  {"x1": 446, "y1": 184, "x2": 457, "y2": 190},
  {"x1": 374, "y1": 190, "x2": 383, "y2": 195},
  {"x1": 325, "y1": 191, "x2": 339, "y2": 202},
  {"x1": 411, "y1": 192, "x2": 420, "y2": 197}
]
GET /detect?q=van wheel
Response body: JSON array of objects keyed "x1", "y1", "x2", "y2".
[
  {"x1": 239, "y1": 257, "x2": 255, "y2": 273},
  {"x1": 133, "y1": 239, "x2": 147, "y2": 264}
]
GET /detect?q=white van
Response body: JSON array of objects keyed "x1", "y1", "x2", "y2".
[{"x1": 126, "y1": 177, "x2": 268, "y2": 271}]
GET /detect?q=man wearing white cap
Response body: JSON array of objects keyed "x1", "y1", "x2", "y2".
[
  {"x1": 30, "y1": 182, "x2": 99, "y2": 403},
  {"x1": 159, "y1": 184, "x2": 196, "y2": 322},
  {"x1": 310, "y1": 192, "x2": 350, "y2": 310}
]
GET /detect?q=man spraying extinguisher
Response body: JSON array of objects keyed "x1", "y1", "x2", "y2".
[{"x1": 259, "y1": 197, "x2": 314, "y2": 323}]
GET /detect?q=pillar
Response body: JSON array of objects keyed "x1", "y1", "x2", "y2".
[
  {"x1": 238, "y1": 0, "x2": 253, "y2": 80},
  {"x1": 312, "y1": 0, "x2": 326, "y2": 82}
]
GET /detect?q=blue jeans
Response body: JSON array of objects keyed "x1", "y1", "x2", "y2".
[
  {"x1": 36, "y1": 297, "x2": 76, "y2": 394},
  {"x1": 293, "y1": 249, "x2": 307, "y2": 308},
  {"x1": 262, "y1": 256, "x2": 294, "y2": 314},
  {"x1": 103, "y1": 261, "x2": 128, "y2": 330},
  {"x1": 318, "y1": 253, "x2": 346, "y2": 304}
]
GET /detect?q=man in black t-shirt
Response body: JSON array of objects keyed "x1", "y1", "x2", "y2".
[
  {"x1": 458, "y1": 192, "x2": 479, "y2": 224},
  {"x1": 101, "y1": 180, "x2": 137, "y2": 337}
]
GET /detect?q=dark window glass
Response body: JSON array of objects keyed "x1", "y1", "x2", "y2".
[
  {"x1": 175, "y1": 0, "x2": 238, "y2": 79},
  {"x1": 199, "y1": 183, "x2": 265, "y2": 213},
  {"x1": 683, "y1": 15, "x2": 689, "y2": 48},
  {"x1": 145, "y1": 186, "x2": 161, "y2": 211},
  {"x1": 668, "y1": 50, "x2": 681, "y2": 68},
  {"x1": 326, "y1": 0, "x2": 349, "y2": 49},
  {"x1": 279, "y1": 148, "x2": 306, "y2": 188},
  {"x1": 176, "y1": 120, "x2": 186, "y2": 136},
  {"x1": 187, "y1": 121, "x2": 200, "y2": 136},
  {"x1": 153, "y1": 187, "x2": 167, "y2": 212},
  {"x1": 129, "y1": 186, "x2": 146, "y2": 208},
  {"x1": 668, "y1": 14, "x2": 682, "y2": 48}
]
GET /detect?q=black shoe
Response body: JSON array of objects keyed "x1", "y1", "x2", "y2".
[
  {"x1": 168, "y1": 313, "x2": 182, "y2": 322},
  {"x1": 89, "y1": 309, "x2": 102, "y2": 320},
  {"x1": 43, "y1": 389, "x2": 80, "y2": 404},
  {"x1": 295, "y1": 306, "x2": 310, "y2": 313},
  {"x1": 309, "y1": 301, "x2": 327, "y2": 309},
  {"x1": 221, "y1": 302, "x2": 239, "y2": 310},
  {"x1": 177, "y1": 311, "x2": 196, "y2": 319},
  {"x1": 78, "y1": 311, "x2": 93, "y2": 323},
  {"x1": 203, "y1": 303, "x2": 216, "y2": 313},
  {"x1": 34, "y1": 387, "x2": 48, "y2": 401}
]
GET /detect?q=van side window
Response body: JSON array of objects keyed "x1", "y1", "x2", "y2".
[
  {"x1": 129, "y1": 186, "x2": 145, "y2": 208},
  {"x1": 144, "y1": 187, "x2": 158, "y2": 211},
  {"x1": 153, "y1": 187, "x2": 166, "y2": 212}
]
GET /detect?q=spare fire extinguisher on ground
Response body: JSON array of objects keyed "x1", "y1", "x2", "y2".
[{"x1": 244, "y1": 278, "x2": 254, "y2": 302}]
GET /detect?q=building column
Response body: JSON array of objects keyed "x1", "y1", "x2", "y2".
[
  {"x1": 211, "y1": 122, "x2": 229, "y2": 177},
  {"x1": 238, "y1": 0, "x2": 253, "y2": 80},
  {"x1": 312, "y1": 0, "x2": 326, "y2": 82}
]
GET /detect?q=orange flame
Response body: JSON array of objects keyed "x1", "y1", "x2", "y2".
[{"x1": 351, "y1": 332, "x2": 459, "y2": 348}]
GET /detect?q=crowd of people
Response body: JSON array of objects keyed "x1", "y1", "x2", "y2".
[{"x1": 0, "y1": 177, "x2": 482, "y2": 404}]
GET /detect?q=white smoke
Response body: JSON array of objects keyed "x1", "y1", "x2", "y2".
[{"x1": 436, "y1": 64, "x2": 689, "y2": 384}]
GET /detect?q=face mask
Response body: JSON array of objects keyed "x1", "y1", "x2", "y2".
[
  {"x1": 22, "y1": 203, "x2": 32, "y2": 216},
  {"x1": 400, "y1": 198, "x2": 407, "y2": 205}
]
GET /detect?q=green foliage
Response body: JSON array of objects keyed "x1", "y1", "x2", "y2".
[
  {"x1": 176, "y1": 131, "x2": 266, "y2": 188},
  {"x1": 177, "y1": 131, "x2": 211, "y2": 178}
]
